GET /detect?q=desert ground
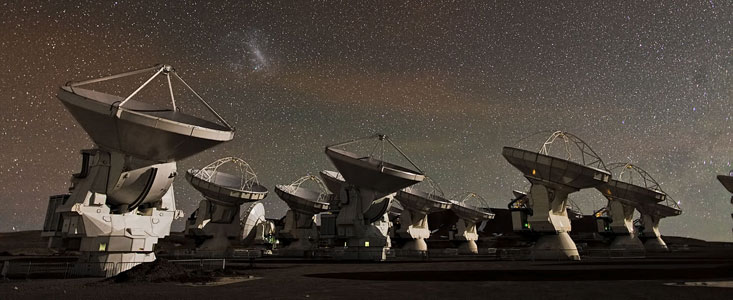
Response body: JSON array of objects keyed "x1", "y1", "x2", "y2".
[{"x1": 2, "y1": 231, "x2": 733, "y2": 299}]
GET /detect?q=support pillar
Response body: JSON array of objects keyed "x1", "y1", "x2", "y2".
[{"x1": 525, "y1": 182, "x2": 580, "y2": 260}]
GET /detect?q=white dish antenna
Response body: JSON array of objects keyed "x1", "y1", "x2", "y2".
[
  {"x1": 325, "y1": 134, "x2": 425, "y2": 194},
  {"x1": 450, "y1": 192, "x2": 495, "y2": 223},
  {"x1": 503, "y1": 131, "x2": 611, "y2": 189},
  {"x1": 59, "y1": 64, "x2": 234, "y2": 162},
  {"x1": 597, "y1": 163, "x2": 680, "y2": 217},
  {"x1": 396, "y1": 177, "x2": 452, "y2": 215},
  {"x1": 187, "y1": 157, "x2": 268, "y2": 205},
  {"x1": 241, "y1": 202, "x2": 266, "y2": 242},
  {"x1": 275, "y1": 175, "x2": 333, "y2": 215}
]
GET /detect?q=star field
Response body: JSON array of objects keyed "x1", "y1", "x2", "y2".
[{"x1": 0, "y1": 1, "x2": 731, "y2": 241}]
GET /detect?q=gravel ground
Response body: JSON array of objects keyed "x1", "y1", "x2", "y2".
[{"x1": 2, "y1": 258, "x2": 733, "y2": 299}]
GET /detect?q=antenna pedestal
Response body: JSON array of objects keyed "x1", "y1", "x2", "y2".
[
  {"x1": 185, "y1": 198, "x2": 243, "y2": 255},
  {"x1": 601, "y1": 200, "x2": 645, "y2": 252},
  {"x1": 43, "y1": 149, "x2": 183, "y2": 276},
  {"x1": 606, "y1": 200, "x2": 636, "y2": 234},
  {"x1": 524, "y1": 180, "x2": 577, "y2": 232},
  {"x1": 321, "y1": 171, "x2": 394, "y2": 258},
  {"x1": 458, "y1": 240, "x2": 479, "y2": 255},
  {"x1": 394, "y1": 187, "x2": 451, "y2": 253},
  {"x1": 448, "y1": 195, "x2": 494, "y2": 255},
  {"x1": 453, "y1": 218, "x2": 481, "y2": 254},
  {"x1": 396, "y1": 209, "x2": 430, "y2": 252},
  {"x1": 274, "y1": 179, "x2": 330, "y2": 256},
  {"x1": 642, "y1": 236, "x2": 667, "y2": 252},
  {"x1": 335, "y1": 188, "x2": 393, "y2": 261},
  {"x1": 522, "y1": 182, "x2": 583, "y2": 260},
  {"x1": 638, "y1": 213, "x2": 668, "y2": 251},
  {"x1": 610, "y1": 235, "x2": 645, "y2": 252},
  {"x1": 533, "y1": 232, "x2": 580, "y2": 260},
  {"x1": 279, "y1": 210, "x2": 320, "y2": 253}
]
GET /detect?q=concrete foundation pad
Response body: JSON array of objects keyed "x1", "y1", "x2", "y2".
[
  {"x1": 644, "y1": 236, "x2": 669, "y2": 252},
  {"x1": 402, "y1": 239, "x2": 428, "y2": 251},
  {"x1": 532, "y1": 232, "x2": 580, "y2": 260}
]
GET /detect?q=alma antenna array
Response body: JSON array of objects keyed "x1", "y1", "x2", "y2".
[
  {"x1": 450, "y1": 192, "x2": 495, "y2": 254},
  {"x1": 185, "y1": 157, "x2": 268, "y2": 255},
  {"x1": 41, "y1": 64, "x2": 234, "y2": 275},
  {"x1": 594, "y1": 163, "x2": 673, "y2": 252},
  {"x1": 502, "y1": 131, "x2": 611, "y2": 260},
  {"x1": 321, "y1": 134, "x2": 425, "y2": 260},
  {"x1": 394, "y1": 178, "x2": 452, "y2": 252},
  {"x1": 275, "y1": 175, "x2": 332, "y2": 254}
]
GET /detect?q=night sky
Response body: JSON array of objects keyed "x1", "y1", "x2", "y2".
[{"x1": 0, "y1": 1, "x2": 731, "y2": 241}]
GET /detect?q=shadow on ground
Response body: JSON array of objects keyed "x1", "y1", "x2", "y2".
[{"x1": 305, "y1": 265, "x2": 733, "y2": 281}]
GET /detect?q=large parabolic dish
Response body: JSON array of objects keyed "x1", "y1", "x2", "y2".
[
  {"x1": 643, "y1": 203, "x2": 682, "y2": 217},
  {"x1": 502, "y1": 147, "x2": 610, "y2": 189},
  {"x1": 319, "y1": 170, "x2": 347, "y2": 194},
  {"x1": 599, "y1": 180, "x2": 665, "y2": 208},
  {"x1": 450, "y1": 193, "x2": 496, "y2": 223},
  {"x1": 186, "y1": 157, "x2": 268, "y2": 205},
  {"x1": 58, "y1": 64, "x2": 234, "y2": 162},
  {"x1": 596, "y1": 163, "x2": 667, "y2": 209},
  {"x1": 275, "y1": 176, "x2": 332, "y2": 216},
  {"x1": 325, "y1": 134, "x2": 425, "y2": 194},
  {"x1": 605, "y1": 163, "x2": 681, "y2": 218},
  {"x1": 241, "y1": 202, "x2": 266, "y2": 241},
  {"x1": 396, "y1": 186, "x2": 452, "y2": 215}
]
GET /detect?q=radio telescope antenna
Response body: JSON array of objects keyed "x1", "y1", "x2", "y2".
[
  {"x1": 502, "y1": 130, "x2": 611, "y2": 260},
  {"x1": 189, "y1": 157, "x2": 266, "y2": 200},
  {"x1": 595, "y1": 163, "x2": 678, "y2": 251},
  {"x1": 394, "y1": 176, "x2": 452, "y2": 252},
  {"x1": 323, "y1": 133, "x2": 425, "y2": 260},
  {"x1": 326, "y1": 134, "x2": 425, "y2": 193},
  {"x1": 275, "y1": 175, "x2": 333, "y2": 253},
  {"x1": 185, "y1": 157, "x2": 268, "y2": 253},
  {"x1": 606, "y1": 163, "x2": 682, "y2": 211},
  {"x1": 41, "y1": 64, "x2": 235, "y2": 276},
  {"x1": 240, "y1": 202, "x2": 267, "y2": 245},
  {"x1": 448, "y1": 192, "x2": 495, "y2": 254},
  {"x1": 450, "y1": 192, "x2": 495, "y2": 221}
]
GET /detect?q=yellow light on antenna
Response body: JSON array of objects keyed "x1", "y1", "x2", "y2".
[{"x1": 532, "y1": 169, "x2": 536, "y2": 175}]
